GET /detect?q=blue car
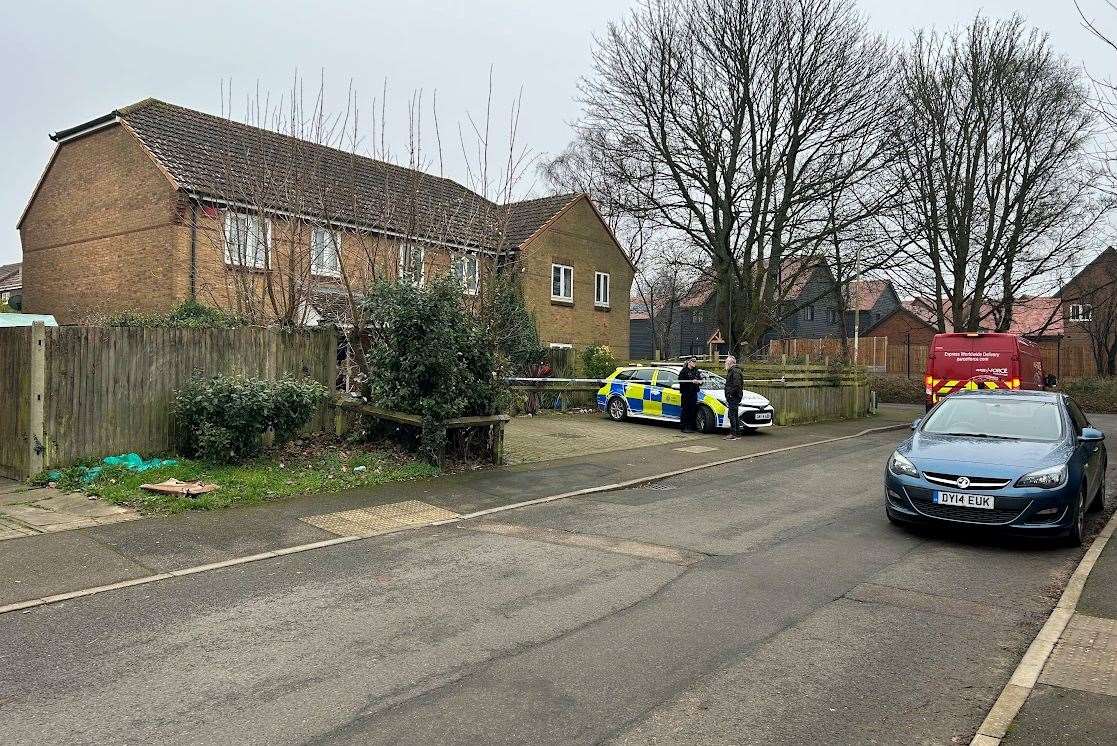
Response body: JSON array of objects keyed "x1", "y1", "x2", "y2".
[{"x1": 884, "y1": 390, "x2": 1107, "y2": 546}]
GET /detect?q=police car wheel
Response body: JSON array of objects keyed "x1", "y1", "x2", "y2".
[
  {"x1": 607, "y1": 396, "x2": 628, "y2": 421},
  {"x1": 696, "y1": 405, "x2": 716, "y2": 434}
]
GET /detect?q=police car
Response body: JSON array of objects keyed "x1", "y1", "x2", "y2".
[{"x1": 597, "y1": 364, "x2": 775, "y2": 433}]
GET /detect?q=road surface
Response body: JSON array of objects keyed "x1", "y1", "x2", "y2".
[{"x1": 1, "y1": 418, "x2": 1112, "y2": 745}]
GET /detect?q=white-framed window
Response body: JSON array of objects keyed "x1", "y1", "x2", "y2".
[
  {"x1": 224, "y1": 211, "x2": 270, "y2": 269},
  {"x1": 551, "y1": 263, "x2": 574, "y2": 302},
  {"x1": 452, "y1": 252, "x2": 480, "y2": 295},
  {"x1": 310, "y1": 226, "x2": 342, "y2": 277},
  {"x1": 399, "y1": 244, "x2": 425, "y2": 285},
  {"x1": 594, "y1": 271, "x2": 611, "y2": 307},
  {"x1": 827, "y1": 309, "x2": 839, "y2": 324},
  {"x1": 548, "y1": 342, "x2": 573, "y2": 349},
  {"x1": 1069, "y1": 303, "x2": 1093, "y2": 322},
  {"x1": 805, "y1": 305, "x2": 815, "y2": 321}
]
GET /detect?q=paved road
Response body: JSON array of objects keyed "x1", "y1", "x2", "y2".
[{"x1": 1, "y1": 417, "x2": 1112, "y2": 745}]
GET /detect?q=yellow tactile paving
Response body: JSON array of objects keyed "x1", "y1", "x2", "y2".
[{"x1": 301, "y1": 500, "x2": 459, "y2": 537}]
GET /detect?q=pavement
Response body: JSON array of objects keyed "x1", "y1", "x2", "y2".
[
  {"x1": 999, "y1": 513, "x2": 1117, "y2": 746},
  {"x1": 0, "y1": 480, "x2": 138, "y2": 540},
  {"x1": 0, "y1": 405, "x2": 1111, "y2": 744}
]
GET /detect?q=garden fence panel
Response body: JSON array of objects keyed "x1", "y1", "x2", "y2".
[
  {"x1": 0, "y1": 326, "x2": 337, "y2": 478},
  {"x1": 0, "y1": 328, "x2": 31, "y2": 479}
]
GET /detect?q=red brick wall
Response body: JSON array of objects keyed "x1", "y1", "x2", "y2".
[
  {"x1": 19, "y1": 124, "x2": 186, "y2": 322},
  {"x1": 866, "y1": 309, "x2": 936, "y2": 346},
  {"x1": 519, "y1": 198, "x2": 634, "y2": 358}
]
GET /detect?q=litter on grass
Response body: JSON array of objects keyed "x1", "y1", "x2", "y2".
[
  {"x1": 48, "y1": 453, "x2": 178, "y2": 484},
  {"x1": 139, "y1": 479, "x2": 219, "y2": 497}
]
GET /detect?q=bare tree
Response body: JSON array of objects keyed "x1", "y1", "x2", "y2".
[
  {"x1": 195, "y1": 73, "x2": 536, "y2": 391},
  {"x1": 885, "y1": 16, "x2": 1105, "y2": 334},
  {"x1": 576, "y1": 0, "x2": 895, "y2": 355}
]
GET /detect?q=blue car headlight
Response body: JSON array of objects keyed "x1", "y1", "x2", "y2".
[
  {"x1": 888, "y1": 451, "x2": 920, "y2": 478},
  {"x1": 1015, "y1": 464, "x2": 1068, "y2": 490}
]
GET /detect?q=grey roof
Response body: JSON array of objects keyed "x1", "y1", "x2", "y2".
[
  {"x1": 0, "y1": 262, "x2": 20, "y2": 292},
  {"x1": 107, "y1": 99, "x2": 575, "y2": 251}
]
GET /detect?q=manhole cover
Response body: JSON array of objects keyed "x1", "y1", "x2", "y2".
[{"x1": 302, "y1": 500, "x2": 459, "y2": 537}]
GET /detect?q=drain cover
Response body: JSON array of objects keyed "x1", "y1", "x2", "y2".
[{"x1": 302, "y1": 500, "x2": 459, "y2": 537}]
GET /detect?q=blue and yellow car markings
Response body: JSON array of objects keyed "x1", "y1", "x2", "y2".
[{"x1": 597, "y1": 367, "x2": 729, "y2": 424}]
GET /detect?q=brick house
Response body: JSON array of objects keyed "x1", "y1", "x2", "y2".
[
  {"x1": 0, "y1": 262, "x2": 21, "y2": 310},
  {"x1": 1057, "y1": 247, "x2": 1117, "y2": 374},
  {"x1": 17, "y1": 98, "x2": 633, "y2": 356}
]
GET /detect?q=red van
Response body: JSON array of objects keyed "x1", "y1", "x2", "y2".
[{"x1": 924, "y1": 333, "x2": 1052, "y2": 409}]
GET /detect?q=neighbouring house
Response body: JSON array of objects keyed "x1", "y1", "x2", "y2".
[
  {"x1": 866, "y1": 296, "x2": 1065, "y2": 344},
  {"x1": 18, "y1": 98, "x2": 633, "y2": 357},
  {"x1": 845, "y1": 279, "x2": 900, "y2": 334},
  {"x1": 865, "y1": 294, "x2": 1074, "y2": 375},
  {"x1": 632, "y1": 260, "x2": 876, "y2": 359},
  {"x1": 1057, "y1": 247, "x2": 1117, "y2": 374},
  {"x1": 0, "y1": 262, "x2": 21, "y2": 310}
]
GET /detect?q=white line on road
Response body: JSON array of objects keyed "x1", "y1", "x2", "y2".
[
  {"x1": 0, "y1": 423, "x2": 907, "y2": 617},
  {"x1": 970, "y1": 507, "x2": 1117, "y2": 745}
]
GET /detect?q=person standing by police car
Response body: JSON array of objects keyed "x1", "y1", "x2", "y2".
[
  {"x1": 678, "y1": 357, "x2": 702, "y2": 433},
  {"x1": 723, "y1": 355, "x2": 744, "y2": 440}
]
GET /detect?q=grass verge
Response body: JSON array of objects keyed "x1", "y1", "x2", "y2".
[{"x1": 36, "y1": 442, "x2": 440, "y2": 515}]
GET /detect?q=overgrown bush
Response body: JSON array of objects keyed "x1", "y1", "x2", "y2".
[
  {"x1": 485, "y1": 274, "x2": 545, "y2": 374},
  {"x1": 581, "y1": 345, "x2": 618, "y2": 379},
  {"x1": 1062, "y1": 378, "x2": 1117, "y2": 414},
  {"x1": 361, "y1": 276, "x2": 507, "y2": 462},
  {"x1": 173, "y1": 374, "x2": 329, "y2": 462},
  {"x1": 106, "y1": 300, "x2": 246, "y2": 328},
  {"x1": 868, "y1": 374, "x2": 924, "y2": 405},
  {"x1": 0, "y1": 298, "x2": 12, "y2": 313}
]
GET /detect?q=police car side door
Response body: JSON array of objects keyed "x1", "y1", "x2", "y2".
[{"x1": 654, "y1": 369, "x2": 681, "y2": 421}]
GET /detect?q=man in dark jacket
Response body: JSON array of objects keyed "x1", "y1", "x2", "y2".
[
  {"x1": 723, "y1": 354, "x2": 744, "y2": 439},
  {"x1": 678, "y1": 357, "x2": 702, "y2": 433}
]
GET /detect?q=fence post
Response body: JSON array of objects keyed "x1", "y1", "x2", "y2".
[{"x1": 27, "y1": 321, "x2": 46, "y2": 478}]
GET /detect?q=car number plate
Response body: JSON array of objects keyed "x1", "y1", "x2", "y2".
[
  {"x1": 935, "y1": 491, "x2": 994, "y2": 509},
  {"x1": 753, "y1": 412, "x2": 772, "y2": 421}
]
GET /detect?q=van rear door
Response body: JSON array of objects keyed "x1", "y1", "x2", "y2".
[{"x1": 931, "y1": 334, "x2": 1016, "y2": 399}]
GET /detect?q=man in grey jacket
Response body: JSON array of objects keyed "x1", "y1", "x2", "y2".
[{"x1": 723, "y1": 355, "x2": 744, "y2": 440}]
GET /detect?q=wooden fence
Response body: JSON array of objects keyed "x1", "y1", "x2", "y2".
[
  {"x1": 767, "y1": 337, "x2": 888, "y2": 371},
  {"x1": 510, "y1": 365, "x2": 872, "y2": 426},
  {"x1": 0, "y1": 326, "x2": 337, "y2": 479}
]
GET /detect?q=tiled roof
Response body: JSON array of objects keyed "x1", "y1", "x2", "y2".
[
  {"x1": 0, "y1": 262, "x2": 21, "y2": 292},
  {"x1": 502, "y1": 194, "x2": 581, "y2": 251},
  {"x1": 110, "y1": 99, "x2": 572, "y2": 251},
  {"x1": 894, "y1": 296, "x2": 1063, "y2": 337},
  {"x1": 848, "y1": 279, "x2": 893, "y2": 312}
]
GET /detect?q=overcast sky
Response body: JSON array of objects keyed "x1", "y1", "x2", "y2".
[{"x1": 2, "y1": 0, "x2": 1116, "y2": 264}]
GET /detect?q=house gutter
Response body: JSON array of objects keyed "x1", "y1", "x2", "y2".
[{"x1": 50, "y1": 113, "x2": 120, "y2": 143}]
